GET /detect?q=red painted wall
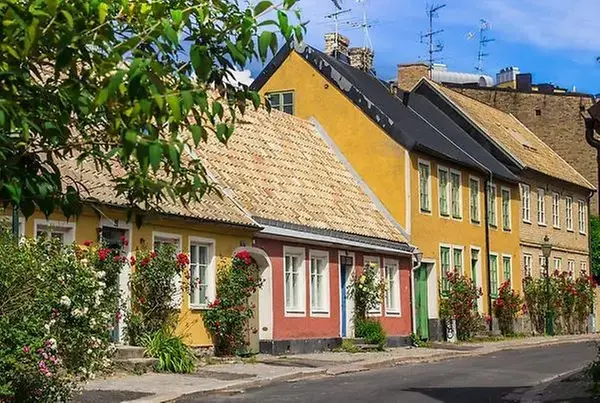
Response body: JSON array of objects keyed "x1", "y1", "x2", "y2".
[{"x1": 253, "y1": 237, "x2": 412, "y2": 341}]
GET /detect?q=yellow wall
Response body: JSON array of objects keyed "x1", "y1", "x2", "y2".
[
  {"x1": 2, "y1": 207, "x2": 254, "y2": 346},
  {"x1": 260, "y1": 52, "x2": 408, "y2": 229},
  {"x1": 260, "y1": 51, "x2": 522, "y2": 314}
]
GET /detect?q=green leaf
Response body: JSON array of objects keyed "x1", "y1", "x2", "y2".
[
  {"x1": 98, "y1": 3, "x2": 108, "y2": 23},
  {"x1": 167, "y1": 145, "x2": 180, "y2": 171},
  {"x1": 258, "y1": 31, "x2": 272, "y2": 61},
  {"x1": 216, "y1": 123, "x2": 228, "y2": 142},
  {"x1": 60, "y1": 10, "x2": 73, "y2": 29},
  {"x1": 149, "y1": 142, "x2": 161, "y2": 172},
  {"x1": 226, "y1": 40, "x2": 245, "y2": 66},
  {"x1": 254, "y1": 1, "x2": 273, "y2": 16},
  {"x1": 190, "y1": 125, "x2": 203, "y2": 146},
  {"x1": 47, "y1": 0, "x2": 58, "y2": 15},
  {"x1": 181, "y1": 91, "x2": 193, "y2": 110},
  {"x1": 166, "y1": 95, "x2": 181, "y2": 121},
  {"x1": 125, "y1": 130, "x2": 137, "y2": 146},
  {"x1": 277, "y1": 11, "x2": 289, "y2": 38},
  {"x1": 171, "y1": 9, "x2": 183, "y2": 27}
]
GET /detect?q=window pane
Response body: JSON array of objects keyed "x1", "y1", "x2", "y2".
[
  {"x1": 451, "y1": 172, "x2": 461, "y2": 218},
  {"x1": 282, "y1": 92, "x2": 293, "y2": 104},
  {"x1": 283, "y1": 105, "x2": 294, "y2": 115}
]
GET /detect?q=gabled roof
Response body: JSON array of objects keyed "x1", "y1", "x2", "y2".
[
  {"x1": 420, "y1": 79, "x2": 595, "y2": 190},
  {"x1": 252, "y1": 42, "x2": 519, "y2": 183},
  {"x1": 57, "y1": 159, "x2": 258, "y2": 228},
  {"x1": 194, "y1": 105, "x2": 410, "y2": 251}
]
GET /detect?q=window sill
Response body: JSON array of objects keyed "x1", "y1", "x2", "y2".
[
  {"x1": 420, "y1": 208, "x2": 432, "y2": 214},
  {"x1": 502, "y1": 227, "x2": 511, "y2": 232},
  {"x1": 471, "y1": 219, "x2": 481, "y2": 225},
  {"x1": 190, "y1": 305, "x2": 209, "y2": 311},
  {"x1": 385, "y1": 311, "x2": 401, "y2": 316},
  {"x1": 310, "y1": 311, "x2": 330, "y2": 317},
  {"x1": 538, "y1": 222, "x2": 547, "y2": 227},
  {"x1": 452, "y1": 215, "x2": 462, "y2": 220},
  {"x1": 579, "y1": 231, "x2": 587, "y2": 236},
  {"x1": 523, "y1": 219, "x2": 532, "y2": 225},
  {"x1": 285, "y1": 310, "x2": 306, "y2": 317},
  {"x1": 567, "y1": 228, "x2": 574, "y2": 233},
  {"x1": 553, "y1": 226, "x2": 561, "y2": 230}
]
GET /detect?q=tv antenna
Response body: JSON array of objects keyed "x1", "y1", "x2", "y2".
[
  {"x1": 420, "y1": 3, "x2": 446, "y2": 77},
  {"x1": 474, "y1": 19, "x2": 494, "y2": 72},
  {"x1": 325, "y1": 0, "x2": 352, "y2": 53},
  {"x1": 355, "y1": 0, "x2": 374, "y2": 50}
]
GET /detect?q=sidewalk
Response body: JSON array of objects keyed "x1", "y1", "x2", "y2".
[{"x1": 76, "y1": 333, "x2": 599, "y2": 403}]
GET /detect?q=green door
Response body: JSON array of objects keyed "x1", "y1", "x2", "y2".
[{"x1": 414, "y1": 265, "x2": 429, "y2": 340}]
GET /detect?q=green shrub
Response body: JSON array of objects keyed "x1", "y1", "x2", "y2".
[
  {"x1": 142, "y1": 329, "x2": 196, "y2": 374},
  {"x1": 355, "y1": 318, "x2": 386, "y2": 350},
  {"x1": 340, "y1": 339, "x2": 359, "y2": 353},
  {"x1": 0, "y1": 231, "x2": 121, "y2": 401}
]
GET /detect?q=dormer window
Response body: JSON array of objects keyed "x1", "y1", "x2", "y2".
[{"x1": 267, "y1": 91, "x2": 294, "y2": 115}]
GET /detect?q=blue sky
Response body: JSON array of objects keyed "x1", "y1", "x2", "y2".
[{"x1": 253, "y1": 0, "x2": 600, "y2": 94}]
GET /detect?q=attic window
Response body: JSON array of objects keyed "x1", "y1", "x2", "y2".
[
  {"x1": 267, "y1": 91, "x2": 294, "y2": 115},
  {"x1": 535, "y1": 109, "x2": 542, "y2": 116}
]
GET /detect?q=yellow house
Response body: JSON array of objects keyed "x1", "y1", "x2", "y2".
[
  {"x1": 252, "y1": 37, "x2": 522, "y2": 339},
  {"x1": 2, "y1": 159, "x2": 259, "y2": 347}
]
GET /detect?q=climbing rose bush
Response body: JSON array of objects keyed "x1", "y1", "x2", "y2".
[
  {"x1": 493, "y1": 281, "x2": 522, "y2": 336},
  {"x1": 202, "y1": 251, "x2": 263, "y2": 356},
  {"x1": 0, "y1": 231, "x2": 121, "y2": 401},
  {"x1": 439, "y1": 271, "x2": 483, "y2": 341},
  {"x1": 347, "y1": 263, "x2": 385, "y2": 322}
]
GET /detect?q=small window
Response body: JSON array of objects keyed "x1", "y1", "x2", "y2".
[
  {"x1": 535, "y1": 109, "x2": 542, "y2": 116},
  {"x1": 310, "y1": 251, "x2": 330, "y2": 315},
  {"x1": 267, "y1": 91, "x2": 294, "y2": 115},
  {"x1": 419, "y1": 161, "x2": 431, "y2": 213},
  {"x1": 502, "y1": 256, "x2": 512, "y2": 285},
  {"x1": 365, "y1": 257, "x2": 382, "y2": 315},
  {"x1": 450, "y1": 171, "x2": 462, "y2": 219},
  {"x1": 581, "y1": 261, "x2": 588, "y2": 275},
  {"x1": 34, "y1": 220, "x2": 76, "y2": 245},
  {"x1": 440, "y1": 246, "x2": 451, "y2": 296},
  {"x1": 469, "y1": 177, "x2": 480, "y2": 223},
  {"x1": 567, "y1": 260, "x2": 575, "y2": 277},
  {"x1": 489, "y1": 254, "x2": 499, "y2": 297},
  {"x1": 521, "y1": 184, "x2": 531, "y2": 223},
  {"x1": 537, "y1": 188, "x2": 546, "y2": 225},
  {"x1": 552, "y1": 193, "x2": 560, "y2": 228},
  {"x1": 284, "y1": 247, "x2": 306, "y2": 314},
  {"x1": 453, "y1": 247, "x2": 463, "y2": 275},
  {"x1": 553, "y1": 257, "x2": 562, "y2": 273},
  {"x1": 487, "y1": 184, "x2": 497, "y2": 227},
  {"x1": 566, "y1": 197, "x2": 573, "y2": 231},
  {"x1": 523, "y1": 254, "x2": 532, "y2": 278},
  {"x1": 501, "y1": 188, "x2": 511, "y2": 231},
  {"x1": 384, "y1": 259, "x2": 400, "y2": 315},
  {"x1": 539, "y1": 255, "x2": 547, "y2": 276}
]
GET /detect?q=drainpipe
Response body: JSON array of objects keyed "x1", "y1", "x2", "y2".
[
  {"x1": 585, "y1": 117, "x2": 600, "y2": 215},
  {"x1": 484, "y1": 177, "x2": 494, "y2": 331}
]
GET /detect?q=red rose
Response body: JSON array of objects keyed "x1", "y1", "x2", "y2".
[
  {"x1": 98, "y1": 248, "x2": 110, "y2": 261},
  {"x1": 113, "y1": 255, "x2": 121, "y2": 262},
  {"x1": 130, "y1": 256, "x2": 136, "y2": 266},
  {"x1": 150, "y1": 251, "x2": 157, "y2": 259},
  {"x1": 176, "y1": 253, "x2": 189, "y2": 267},
  {"x1": 235, "y1": 250, "x2": 252, "y2": 265},
  {"x1": 120, "y1": 235, "x2": 129, "y2": 247},
  {"x1": 215, "y1": 321, "x2": 220, "y2": 327},
  {"x1": 140, "y1": 257, "x2": 150, "y2": 267},
  {"x1": 83, "y1": 240, "x2": 93, "y2": 247}
]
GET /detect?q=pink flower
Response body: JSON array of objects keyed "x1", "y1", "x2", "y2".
[
  {"x1": 98, "y1": 248, "x2": 110, "y2": 261},
  {"x1": 120, "y1": 235, "x2": 129, "y2": 246},
  {"x1": 23, "y1": 346, "x2": 30, "y2": 354},
  {"x1": 130, "y1": 256, "x2": 136, "y2": 266}
]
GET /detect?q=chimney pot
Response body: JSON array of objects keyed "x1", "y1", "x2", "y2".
[
  {"x1": 348, "y1": 47, "x2": 374, "y2": 72},
  {"x1": 324, "y1": 32, "x2": 350, "y2": 57}
]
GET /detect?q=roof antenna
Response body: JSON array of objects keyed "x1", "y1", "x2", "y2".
[
  {"x1": 325, "y1": 0, "x2": 351, "y2": 55},
  {"x1": 472, "y1": 19, "x2": 494, "y2": 72},
  {"x1": 355, "y1": 0, "x2": 374, "y2": 50},
  {"x1": 420, "y1": 3, "x2": 446, "y2": 78}
]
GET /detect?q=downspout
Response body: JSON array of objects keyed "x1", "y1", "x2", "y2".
[
  {"x1": 585, "y1": 117, "x2": 600, "y2": 215},
  {"x1": 484, "y1": 177, "x2": 493, "y2": 331}
]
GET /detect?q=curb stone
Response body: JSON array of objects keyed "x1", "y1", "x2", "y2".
[{"x1": 517, "y1": 366, "x2": 587, "y2": 403}]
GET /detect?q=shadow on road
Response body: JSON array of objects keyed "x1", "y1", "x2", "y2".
[{"x1": 404, "y1": 386, "x2": 526, "y2": 402}]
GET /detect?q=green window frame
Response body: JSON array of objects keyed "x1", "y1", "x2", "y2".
[
  {"x1": 267, "y1": 91, "x2": 294, "y2": 115},
  {"x1": 489, "y1": 255, "x2": 499, "y2": 298},
  {"x1": 440, "y1": 246, "x2": 451, "y2": 295},
  {"x1": 470, "y1": 178, "x2": 480, "y2": 223},
  {"x1": 450, "y1": 171, "x2": 461, "y2": 219},
  {"x1": 419, "y1": 162, "x2": 431, "y2": 212},
  {"x1": 487, "y1": 184, "x2": 497, "y2": 227},
  {"x1": 501, "y1": 188, "x2": 511, "y2": 231},
  {"x1": 502, "y1": 256, "x2": 512, "y2": 285},
  {"x1": 438, "y1": 168, "x2": 449, "y2": 216},
  {"x1": 453, "y1": 248, "x2": 463, "y2": 274}
]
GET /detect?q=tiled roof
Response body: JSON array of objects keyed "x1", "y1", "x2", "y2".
[
  {"x1": 433, "y1": 82, "x2": 595, "y2": 190},
  {"x1": 195, "y1": 106, "x2": 408, "y2": 244},
  {"x1": 57, "y1": 159, "x2": 258, "y2": 227}
]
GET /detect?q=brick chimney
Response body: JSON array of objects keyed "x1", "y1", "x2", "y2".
[
  {"x1": 397, "y1": 63, "x2": 429, "y2": 91},
  {"x1": 348, "y1": 47, "x2": 374, "y2": 72},
  {"x1": 324, "y1": 32, "x2": 350, "y2": 57}
]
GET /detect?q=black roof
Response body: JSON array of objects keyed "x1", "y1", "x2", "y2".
[{"x1": 252, "y1": 42, "x2": 519, "y2": 183}]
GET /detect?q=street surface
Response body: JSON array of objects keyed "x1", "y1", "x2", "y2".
[{"x1": 179, "y1": 342, "x2": 596, "y2": 403}]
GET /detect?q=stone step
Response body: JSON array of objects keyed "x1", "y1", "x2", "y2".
[
  {"x1": 354, "y1": 343, "x2": 381, "y2": 351},
  {"x1": 343, "y1": 338, "x2": 366, "y2": 344},
  {"x1": 114, "y1": 345, "x2": 146, "y2": 360},
  {"x1": 113, "y1": 357, "x2": 158, "y2": 373}
]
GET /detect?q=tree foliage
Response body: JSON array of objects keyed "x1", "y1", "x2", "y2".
[{"x1": 0, "y1": 0, "x2": 303, "y2": 222}]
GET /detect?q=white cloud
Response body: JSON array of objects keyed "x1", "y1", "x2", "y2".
[{"x1": 225, "y1": 69, "x2": 253, "y2": 87}]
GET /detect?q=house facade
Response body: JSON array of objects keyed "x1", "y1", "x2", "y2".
[
  {"x1": 413, "y1": 79, "x2": 595, "y2": 282},
  {"x1": 251, "y1": 37, "x2": 522, "y2": 340}
]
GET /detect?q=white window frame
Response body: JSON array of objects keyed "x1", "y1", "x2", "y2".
[
  {"x1": 283, "y1": 246, "x2": 306, "y2": 316},
  {"x1": 384, "y1": 258, "x2": 401, "y2": 316},
  {"x1": 266, "y1": 90, "x2": 295, "y2": 114},
  {"x1": 523, "y1": 254, "x2": 532, "y2": 278},
  {"x1": 33, "y1": 219, "x2": 76, "y2": 245},
  {"x1": 418, "y1": 159, "x2": 432, "y2": 214},
  {"x1": 566, "y1": 196, "x2": 573, "y2": 232},
  {"x1": 501, "y1": 187, "x2": 511, "y2": 231},
  {"x1": 537, "y1": 188, "x2": 546, "y2": 226},
  {"x1": 567, "y1": 260, "x2": 575, "y2": 277},
  {"x1": 152, "y1": 232, "x2": 183, "y2": 308},
  {"x1": 450, "y1": 169, "x2": 462, "y2": 220},
  {"x1": 539, "y1": 255, "x2": 547, "y2": 276},
  {"x1": 580, "y1": 261, "x2": 588, "y2": 275},
  {"x1": 440, "y1": 244, "x2": 452, "y2": 296},
  {"x1": 365, "y1": 256, "x2": 382, "y2": 316},
  {"x1": 578, "y1": 200, "x2": 587, "y2": 234},
  {"x1": 553, "y1": 257, "x2": 562, "y2": 273},
  {"x1": 552, "y1": 192, "x2": 560, "y2": 229},
  {"x1": 438, "y1": 166, "x2": 450, "y2": 218},
  {"x1": 469, "y1": 176, "x2": 481, "y2": 224},
  {"x1": 188, "y1": 237, "x2": 216, "y2": 310},
  {"x1": 489, "y1": 252, "x2": 499, "y2": 297},
  {"x1": 521, "y1": 184, "x2": 531, "y2": 223},
  {"x1": 488, "y1": 183, "x2": 497, "y2": 227},
  {"x1": 309, "y1": 249, "x2": 330, "y2": 317}
]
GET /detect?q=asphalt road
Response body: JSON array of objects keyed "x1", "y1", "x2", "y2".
[{"x1": 180, "y1": 342, "x2": 597, "y2": 403}]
